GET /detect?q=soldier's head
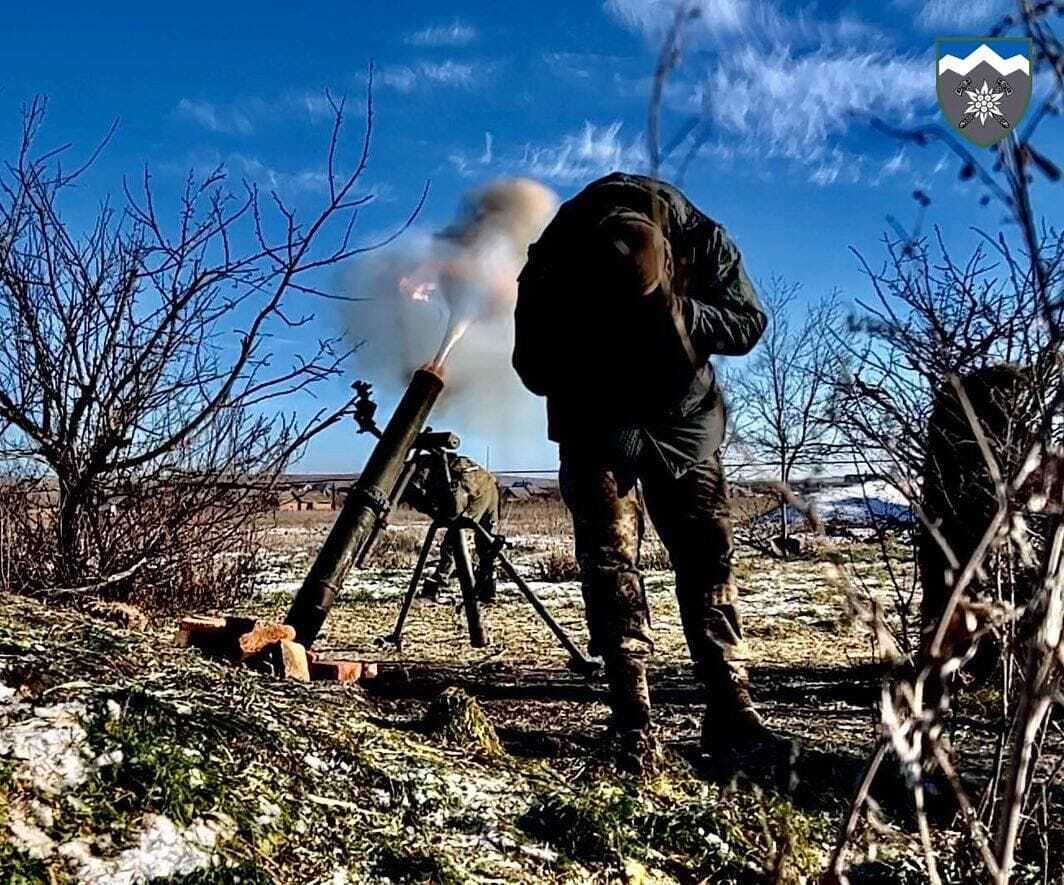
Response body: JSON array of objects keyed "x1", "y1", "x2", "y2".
[{"x1": 591, "y1": 209, "x2": 671, "y2": 297}]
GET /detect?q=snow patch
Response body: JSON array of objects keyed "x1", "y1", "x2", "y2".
[
  {"x1": 58, "y1": 813, "x2": 228, "y2": 884},
  {"x1": 6, "y1": 801, "x2": 57, "y2": 859},
  {"x1": 807, "y1": 480, "x2": 914, "y2": 526},
  {"x1": 0, "y1": 699, "x2": 91, "y2": 794}
]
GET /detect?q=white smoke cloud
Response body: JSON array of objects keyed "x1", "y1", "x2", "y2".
[{"x1": 341, "y1": 178, "x2": 559, "y2": 468}]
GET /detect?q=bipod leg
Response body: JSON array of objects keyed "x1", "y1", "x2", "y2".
[
  {"x1": 378, "y1": 521, "x2": 440, "y2": 649},
  {"x1": 448, "y1": 524, "x2": 488, "y2": 648},
  {"x1": 467, "y1": 522, "x2": 599, "y2": 676}
]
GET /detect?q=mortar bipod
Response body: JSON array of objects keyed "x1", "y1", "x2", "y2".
[{"x1": 378, "y1": 514, "x2": 600, "y2": 676}]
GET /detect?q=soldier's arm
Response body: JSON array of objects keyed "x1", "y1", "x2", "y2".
[
  {"x1": 513, "y1": 204, "x2": 574, "y2": 399},
  {"x1": 512, "y1": 248, "x2": 555, "y2": 397},
  {"x1": 680, "y1": 222, "x2": 767, "y2": 358}
]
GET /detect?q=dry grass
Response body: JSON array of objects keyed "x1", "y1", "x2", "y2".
[
  {"x1": 362, "y1": 527, "x2": 425, "y2": 570},
  {"x1": 532, "y1": 548, "x2": 582, "y2": 582},
  {"x1": 501, "y1": 497, "x2": 571, "y2": 538}
]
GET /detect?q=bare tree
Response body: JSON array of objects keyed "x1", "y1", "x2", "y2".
[
  {"x1": 728, "y1": 280, "x2": 843, "y2": 554},
  {"x1": 0, "y1": 87, "x2": 426, "y2": 607}
]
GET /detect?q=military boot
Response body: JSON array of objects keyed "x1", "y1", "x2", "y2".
[
  {"x1": 475, "y1": 575, "x2": 497, "y2": 605},
  {"x1": 698, "y1": 660, "x2": 769, "y2": 756},
  {"x1": 419, "y1": 576, "x2": 445, "y2": 601},
  {"x1": 606, "y1": 654, "x2": 658, "y2": 775},
  {"x1": 615, "y1": 728, "x2": 661, "y2": 777}
]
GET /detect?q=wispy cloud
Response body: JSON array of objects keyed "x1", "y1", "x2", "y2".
[
  {"x1": 176, "y1": 99, "x2": 254, "y2": 135},
  {"x1": 543, "y1": 51, "x2": 641, "y2": 88},
  {"x1": 163, "y1": 149, "x2": 390, "y2": 201},
  {"x1": 447, "y1": 121, "x2": 646, "y2": 184},
  {"x1": 809, "y1": 148, "x2": 862, "y2": 187},
  {"x1": 602, "y1": 0, "x2": 932, "y2": 184},
  {"x1": 881, "y1": 147, "x2": 911, "y2": 178},
  {"x1": 521, "y1": 121, "x2": 646, "y2": 184},
  {"x1": 175, "y1": 92, "x2": 337, "y2": 135},
  {"x1": 604, "y1": 0, "x2": 747, "y2": 36},
  {"x1": 605, "y1": 0, "x2": 878, "y2": 47},
  {"x1": 449, "y1": 131, "x2": 496, "y2": 177},
  {"x1": 377, "y1": 60, "x2": 484, "y2": 93},
  {"x1": 406, "y1": 20, "x2": 478, "y2": 47},
  {"x1": 230, "y1": 153, "x2": 330, "y2": 195},
  {"x1": 702, "y1": 47, "x2": 931, "y2": 163},
  {"x1": 911, "y1": 0, "x2": 1010, "y2": 30},
  {"x1": 422, "y1": 60, "x2": 478, "y2": 86}
]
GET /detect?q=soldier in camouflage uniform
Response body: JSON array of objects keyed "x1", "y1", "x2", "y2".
[
  {"x1": 918, "y1": 363, "x2": 1042, "y2": 703},
  {"x1": 512, "y1": 172, "x2": 768, "y2": 770},
  {"x1": 402, "y1": 452, "x2": 500, "y2": 603}
]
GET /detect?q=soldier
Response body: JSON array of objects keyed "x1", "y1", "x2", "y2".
[
  {"x1": 402, "y1": 451, "x2": 500, "y2": 603},
  {"x1": 918, "y1": 363, "x2": 1042, "y2": 703},
  {"x1": 512, "y1": 172, "x2": 768, "y2": 771}
]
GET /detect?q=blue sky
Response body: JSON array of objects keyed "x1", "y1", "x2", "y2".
[{"x1": 1, "y1": 0, "x2": 1059, "y2": 472}]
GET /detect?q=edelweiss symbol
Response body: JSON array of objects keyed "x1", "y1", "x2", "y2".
[{"x1": 964, "y1": 79, "x2": 1006, "y2": 125}]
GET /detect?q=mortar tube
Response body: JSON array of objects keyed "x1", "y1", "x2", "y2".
[{"x1": 285, "y1": 368, "x2": 444, "y2": 647}]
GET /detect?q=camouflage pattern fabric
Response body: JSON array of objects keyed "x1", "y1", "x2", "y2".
[
  {"x1": 513, "y1": 173, "x2": 765, "y2": 737},
  {"x1": 559, "y1": 443, "x2": 741, "y2": 673},
  {"x1": 918, "y1": 363, "x2": 1043, "y2": 685},
  {"x1": 432, "y1": 456, "x2": 499, "y2": 594},
  {"x1": 403, "y1": 453, "x2": 500, "y2": 596}
]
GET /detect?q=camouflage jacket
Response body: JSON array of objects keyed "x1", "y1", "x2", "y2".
[
  {"x1": 512, "y1": 172, "x2": 766, "y2": 474},
  {"x1": 403, "y1": 453, "x2": 499, "y2": 522}
]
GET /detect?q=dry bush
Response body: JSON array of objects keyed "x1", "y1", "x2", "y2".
[
  {"x1": 825, "y1": 5, "x2": 1064, "y2": 881},
  {"x1": 533, "y1": 548, "x2": 581, "y2": 582},
  {"x1": 0, "y1": 87, "x2": 424, "y2": 611},
  {"x1": 640, "y1": 542, "x2": 673, "y2": 571},
  {"x1": 729, "y1": 281, "x2": 844, "y2": 548},
  {"x1": 362, "y1": 527, "x2": 424, "y2": 570},
  {"x1": 0, "y1": 469, "x2": 269, "y2": 613}
]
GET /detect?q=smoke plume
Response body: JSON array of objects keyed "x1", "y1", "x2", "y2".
[{"x1": 342, "y1": 177, "x2": 559, "y2": 467}]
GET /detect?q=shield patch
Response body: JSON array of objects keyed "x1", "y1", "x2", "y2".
[{"x1": 936, "y1": 38, "x2": 1032, "y2": 147}]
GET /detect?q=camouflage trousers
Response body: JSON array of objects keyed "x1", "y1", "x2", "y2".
[
  {"x1": 431, "y1": 471, "x2": 500, "y2": 595},
  {"x1": 559, "y1": 445, "x2": 741, "y2": 676}
]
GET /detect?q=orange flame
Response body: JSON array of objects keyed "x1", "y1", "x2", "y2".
[{"x1": 398, "y1": 276, "x2": 437, "y2": 302}]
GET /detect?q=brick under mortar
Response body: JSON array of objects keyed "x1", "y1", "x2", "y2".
[{"x1": 175, "y1": 615, "x2": 378, "y2": 684}]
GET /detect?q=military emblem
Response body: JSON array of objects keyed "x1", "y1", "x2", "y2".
[{"x1": 936, "y1": 38, "x2": 1032, "y2": 147}]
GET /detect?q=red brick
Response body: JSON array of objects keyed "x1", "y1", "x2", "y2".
[
  {"x1": 178, "y1": 615, "x2": 227, "y2": 633},
  {"x1": 309, "y1": 659, "x2": 363, "y2": 683},
  {"x1": 176, "y1": 616, "x2": 232, "y2": 650},
  {"x1": 237, "y1": 623, "x2": 297, "y2": 660}
]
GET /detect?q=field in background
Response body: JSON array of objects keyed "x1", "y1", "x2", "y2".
[{"x1": 252, "y1": 494, "x2": 916, "y2": 717}]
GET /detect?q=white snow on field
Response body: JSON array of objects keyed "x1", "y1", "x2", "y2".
[
  {"x1": 59, "y1": 814, "x2": 228, "y2": 885},
  {"x1": 806, "y1": 480, "x2": 914, "y2": 526},
  {"x1": 0, "y1": 688, "x2": 90, "y2": 795},
  {"x1": 1, "y1": 682, "x2": 226, "y2": 883}
]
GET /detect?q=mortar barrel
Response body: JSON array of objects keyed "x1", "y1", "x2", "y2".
[{"x1": 285, "y1": 367, "x2": 444, "y2": 646}]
